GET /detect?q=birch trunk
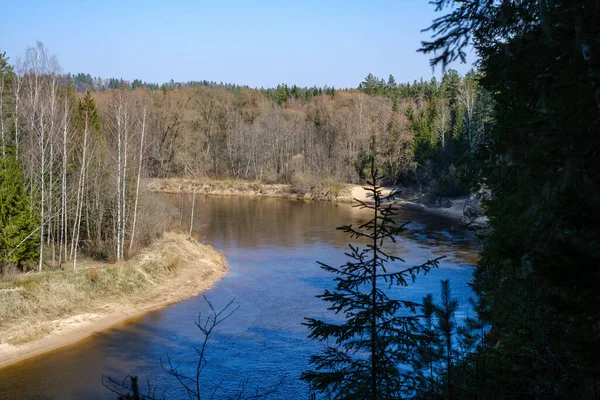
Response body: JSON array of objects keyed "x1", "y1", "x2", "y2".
[
  {"x1": 47, "y1": 75, "x2": 57, "y2": 265},
  {"x1": 0, "y1": 74, "x2": 5, "y2": 159},
  {"x1": 38, "y1": 105, "x2": 46, "y2": 272},
  {"x1": 115, "y1": 96, "x2": 123, "y2": 261},
  {"x1": 189, "y1": 188, "x2": 196, "y2": 236},
  {"x1": 59, "y1": 98, "x2": 68, "y2": 265},
  {"x1": 120, "y1": 106, "x2": 129, "y2": 258},
  {"x1": 129, "y1": 104, "x2": 146, "y2": 253},
  {"x1": 72, "y1": 110, "x2": 89, "y2": 270},
  {"x1": 14, "y1": 74, "x2": 21, "y2": 160}
]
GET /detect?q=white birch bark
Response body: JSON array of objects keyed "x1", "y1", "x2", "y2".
[
  {"x1": 71, "y1": 109, "x2": 89, "y2": 270},
  {"x1": 13, "y1": 71, "x2": 21, "y2": 160},
  {"x1": 458, "y1": 80, "x2": 477, "y2": 150},
  {"x1": 0, "y1": 74, "x2": 5, "y2": 159},
  {"x1": 115, "y1": 95, "x2": 123, "y2": 261},
  {"x1": 38, "y1": 102, "x2": 46, "y2": 272},
  {"x1": 189, "y1": 188, "x2": 196, "y2": 236},
  {"x1": 59, "y1": 97, "x2": 69, "y2": 265},
  {"x1": 129, "y1": 103, "x2": 146, "y2": 253},
  {"x1": 47, "y1": 73, "x2": 57, "y2": 264},
  {"x1": 120, "y1": 106, "x2": 129, "y2": 258}
]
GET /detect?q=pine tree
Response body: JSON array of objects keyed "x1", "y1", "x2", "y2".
[
  {"x1": 302, "y1": 158, "x2": 442, "y2": 399},
  {"x1": 388, "y1": 74, "x2": 397, "y2": 94},
  {"x1": 360, "y1": 73, "x2": 387, "y2": 96}
]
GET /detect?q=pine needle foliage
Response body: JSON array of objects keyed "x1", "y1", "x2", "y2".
[{"x1": 302, "y1": 159, "x2": 443, "y2": 399}]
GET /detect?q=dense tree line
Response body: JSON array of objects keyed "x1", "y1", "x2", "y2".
[
  {"x1": 67, "y1": 66, "x2": 491, "y2": 198},
  {"x1": 3, "y1": 1, "x2": 596, "y2": 398},
  {"x1": 0, "y1": 41, "x2": 486, "y2": 271},
  {"x1": 0, "y1": 44, "x2": 157, "y2": 271},
  {"x1": 90, "y1": 70, "x2": 489, "y2": 195},
  {"x1": 303, "y1": 0, "x2": 600, "y2": 398},
  {"x1": 416, "y1": 0, "x2": 600, "y2": 398}
]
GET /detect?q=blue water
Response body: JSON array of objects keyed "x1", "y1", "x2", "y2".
[{"x1": 0, "y1": 195, "x2": 479, "y2": 399}]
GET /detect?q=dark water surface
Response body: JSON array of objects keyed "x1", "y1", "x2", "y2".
[{"x1": 0, "y1": 195, "x2": 479, "y2": 399}]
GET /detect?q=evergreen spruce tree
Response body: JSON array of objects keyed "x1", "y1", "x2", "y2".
[
  {"x1": 435, "y1": 280, "x2": 458, "y2": 399},
  {"x1": 0, "y1": 148, "x2": 39, "y2": 270},
  {"x1": 412, "y1": 293, "x2": 444, "y2": 399},
  {"x1": 412, "y1": 280, "x2": 482, "y2": 400},
  {"x1": 302, "y1": 158, "x2": 442, "y2": 399}
]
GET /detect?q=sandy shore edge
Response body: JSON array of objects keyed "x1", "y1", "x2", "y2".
[
  {"x1": 147, "y1": 178, "x2": 487, "y2": 226},
  {"x1": 144, "y1": 177, "x2": 352, "y2": 202},
  {"x1": 0, "y1": 233, "x2": 228, "y2": 369}
]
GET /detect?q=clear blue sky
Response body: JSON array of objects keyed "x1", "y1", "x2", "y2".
[{"x1": 0, "y1": 0, "x2": 474, "y2": 88}]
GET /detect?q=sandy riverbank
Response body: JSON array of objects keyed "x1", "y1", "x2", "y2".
[
  {"x1": 0, "y1": 232, "x2": 227, "y2": 369},
  {"x1": 146, "y1": 178, "x2": 487, "y2": 226},
  {"x1": 350, "y1": 185, "x2": 488, "y2": 226},
  {"x1": 145, "y1": 177, "x2": 353, "y2": 202}
]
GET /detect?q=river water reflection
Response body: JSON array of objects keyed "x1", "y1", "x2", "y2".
[{"x1": 0, "y1": 195, "x2": 479, "y2": 399}]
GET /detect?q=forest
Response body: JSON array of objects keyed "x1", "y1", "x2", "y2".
[
  {"x1": 0, "y1": 44, "x2": 488, "y2": 268},
  {"x1": 1, "y1": 0, "x2": 599, "y2": 398}
]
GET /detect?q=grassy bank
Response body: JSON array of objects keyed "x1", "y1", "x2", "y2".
[{"x1": 0, "y1": 232, "x2": 227, "y2": 365}]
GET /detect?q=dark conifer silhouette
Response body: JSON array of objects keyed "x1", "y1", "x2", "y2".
[{"x1": 302, "y1": 158, "x2": 443, "y2": 399}]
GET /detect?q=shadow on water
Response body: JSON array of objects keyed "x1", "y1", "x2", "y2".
[{"x1": 0, "y1": 195, "x2": 480, "y2": 399}]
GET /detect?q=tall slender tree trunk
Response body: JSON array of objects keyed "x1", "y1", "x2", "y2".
[
  {"x1": 85, "y1": 177, "x2": 91, "y2": 240},
  {"x1": 14, "y1": 74, "x2": 21, "y2": 160},
  {"x1": 121, "y1": 110, "x2": 129, "y2": 258},
  {"x1": 115, "y1": 96, "x2": 123, "y2": 261},
  {"x1": 72, "y1": 111, "x2": 89, "y2": 270},
  {"x1": 47, "y1": 76, "x2": 57, "y2": 264},
  {"x1": 371, "y1": 165, "x2": 379, "y2": 400},
  {"x1": 129, "y1": 104, "x2": 146, "y2": 253},
  {"x1": 58, "y1": 100, "x2": 67, "y2": 265},
  {"x1": 49, "y1": 133, "x2": 55, "y2": 263},
  {"x1": 38, "y1": 107, "x2": 46, "y2": 272},
  {"x1": 0, "y1": 74, "x2": 6, "y2": 159},
  {"x1": 189, "y1": 188, "x2": 196, "y2": 236}
]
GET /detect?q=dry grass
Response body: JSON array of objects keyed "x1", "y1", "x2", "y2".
[{"x1": 0, "y1": 232, "x2": 226, "y2": 345}]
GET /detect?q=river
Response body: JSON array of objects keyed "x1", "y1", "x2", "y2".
[{"x1": 0, "y1": 194, "x2": 479, "y2": 399}]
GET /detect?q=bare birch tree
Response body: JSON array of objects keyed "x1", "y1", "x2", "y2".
[
  {"x1": 435, "y1": 99, "x2": 451, "y2": 148},
  {"x1": 112, "y1": 93, "x2": 131, "y2": 261},
  {"x1": 188, "y1": 188, "x2": 196, "y2": 236},
  {"x1": 46, "y1": 57, "x2": 60, "y2": 264},
  {"x1": 58, "y1": 95, "x2": 71, "y2": 265},
  {"x1": 457, "y1": 76, "x2": 477, "y2": 150},
  {"x1": 120, "y1": 100, "x2": 129, "y2": 258},
  {"x1": 0, "y1": 59, "x2": 6, "y2": 159},
  {"x1": 129, "y1": 101, "x2": 147, "y2": 253},
  {"x1": 22, "y1": 42, "x2": 51, "y2": 272},
  {"x1": 13, "y1": 60, "x2": 22, "y2": 160},
  {"x1": 71, "y1": 99, "x2": 90, "y2": 270}
]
